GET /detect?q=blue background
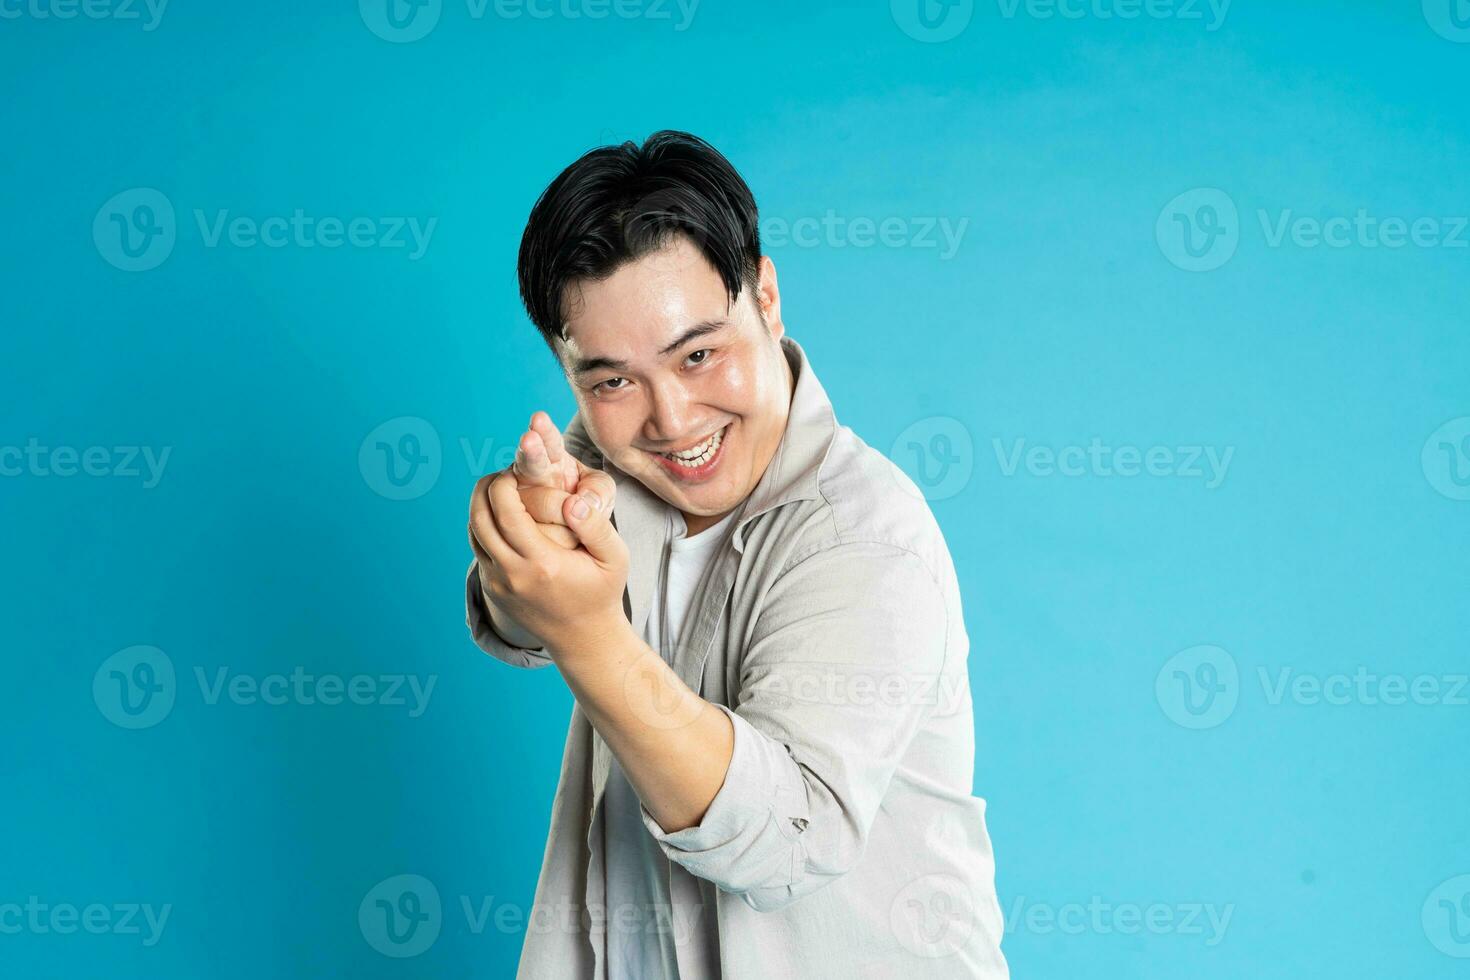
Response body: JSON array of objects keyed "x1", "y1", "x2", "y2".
[{"x1": 3, "y1": 0, "x2": 1468, "y2": 976}]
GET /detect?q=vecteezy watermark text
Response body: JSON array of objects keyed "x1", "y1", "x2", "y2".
[
  {"x1": 94, "y1": 188, "x2": 437, "y2": 272},
  {"x1": 0, "y1": 440, "x2": 171, "y2": 488},
  {"x1": 0, "y1": 0, "x2": 167, "y2": 30},
  {"x1": 1158, "y1": 188, "x2": 1470, "y2": 272},
  {"x1": 0, "y1": 898, "x2": 171, "y2": 946},
  {"x1": 359, "y1": 0, "x2": 699, "y2": 43},
  {"x1": 358, "y1": 873, "x2": 713, "y2": 959},
  {"x1": 891, "y1": 0, "x2": 1230, "y2": 42},
  {"x1": 1003, "y1": 895, "x2": 1234, "y2": 945},
  {"x1": 1156, "y1": 644, "x2": 1470, "y2": 729},
  {"x1": 93, "y1": 646, "x2": 438, "y2": 729},
  {"x1": 996, "y1": 0, "x2": 1230, "y2": 30},
  {"x1": 993, "y1": 437, "x2": 1234, "y2": 488},
  {"x1": 760, "y1": 212, "x2": 969, "y2": 259},
  {"x1": 194, "y1": 666, "x2": 436, "y2": 717}
]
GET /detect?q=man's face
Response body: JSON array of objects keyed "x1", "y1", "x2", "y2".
[{"x1": 557, "y1": 235, "x2": 793, "y2": 536}]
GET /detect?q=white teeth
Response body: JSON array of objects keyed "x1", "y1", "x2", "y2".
[{"x1": 664, "y1": 426, "x2": 724, "y2": 467}]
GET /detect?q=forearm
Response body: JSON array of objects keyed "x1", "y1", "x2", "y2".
[{"x1": 550, "y1": 620, "x2": 734, "y2": 833}]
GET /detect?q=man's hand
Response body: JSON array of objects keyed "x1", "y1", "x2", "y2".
[
  {"x1": 468, "y1": 412, "x2": 622, "y2": 649},
  {"x1": 504, "y1": 411, "x2": 612, "y2": 550},
  {"x1": 471, "y1": 460, "x2": 629, "y2": 657}
]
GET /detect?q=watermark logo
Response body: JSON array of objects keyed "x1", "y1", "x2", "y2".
[
  {"x1": 891, "y1": 873, "x2": 977, "y2": 957},
  {"x1": 94, "y1": 654, "x2": 436, "y2": 725},
  {"x1": 621, "y1": 651, "x2": 707, "y2": 731},
  {"x1": 360, "y1": 874, "x2": 442, "y2": 958},
  {"x1": 93, "y1": 646, "x2": 176, "y2": 730},
  {"x1": 1157, "y1": 188, "x2": 1239, "y2": 272},
  {"x1": 360, "y1": 0, "x2": 442, "y2": 41},
  {"x1": 1155, "y1": 644, "x2": 1238, "y2": 729},
  {"x1": 93, "y1": 190, "x2": 437, "y2": 270},
  {"x1": 890, "y1": 416, "x2": 975, "y2": 502},
  {"x1": 891, "y1": 0, "x2": 974, "y2": 42},
  {"x1": 360, "y1": 416, "x2": 443, "y2": 500},
  {"x1": 1424, "y1": 875, "x2": 1470, "y2": 957},
  {"x1": 1422, "y1": 417, "x2": 1470, "y2": 501},
  {"x1": 1162, "y1": 190, "x2": 1470, "y2": 271},
  {"x1": 1159, "y1": 649, "x2": 1468, "y2": 728},
  {"x1": 94, "y1": 188, "x2": 176, "y2": 272},
  {"x1": 1423, "y1": 0, "x2": 1470, "y2": 42}
]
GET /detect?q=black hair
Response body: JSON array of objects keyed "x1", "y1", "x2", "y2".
[{"x1": 516, "y1": 130, "x2": 762, "y2": 356}]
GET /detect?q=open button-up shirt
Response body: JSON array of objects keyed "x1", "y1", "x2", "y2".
[{"x1": 464, "y1": 335, "x2": 1009, "y2": 979}]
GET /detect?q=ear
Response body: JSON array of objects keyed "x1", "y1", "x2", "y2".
[{"x1": 755, "y1": 254, "x2": 784, "y2": 341}]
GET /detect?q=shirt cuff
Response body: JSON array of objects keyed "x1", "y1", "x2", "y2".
[
  {"x1": 464, "y1": 560, "x2": 553, "y2": 668},
  {"x1": 637, "y1": 703, "x2": 811, "y2": 889}
]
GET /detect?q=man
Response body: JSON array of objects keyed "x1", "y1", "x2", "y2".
[{"x1": 465, "y1": 131, "x2": 1008, "y2": 978}]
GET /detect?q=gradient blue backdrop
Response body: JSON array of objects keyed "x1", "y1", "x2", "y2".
[{"x1": 3, "y1": 0, "x2": 1468, "y2": 976}]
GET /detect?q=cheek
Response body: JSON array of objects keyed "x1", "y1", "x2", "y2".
[
  {"x1": 711, "y1": 359, "x2": 754, "y2": 403},
  {"x1": 584, "y1": 402, "x2": 632, "y2": 446}
]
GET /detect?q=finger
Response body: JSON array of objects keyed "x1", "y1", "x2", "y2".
[
  {"x1": 488, "y1": 468, "x2": 552, "y2": 562},
  {"x1": 486, "y1": 482, "x2": 577, "y2": 550},
  {"x1": 468, "y1": 528, "x2": 493, "y2": 568},
  {"x1": 537, "y1": 523, "x2": 581, "y2": 550},
  {"x1": 572, "y1": 463, "x2": 617, "y2": 513},
  {"x1": 519, "y1": 484, "x2": 576, "y2": 526},
  {"x1": 469, "y1": 475, "x2": 516, "y2": 568},
  {"x1": 531, "y1": 411, "x2": 566, "y2": 472},
  {"x1": 469, "y1": 474, "x2": 501, "y2": 557},
  {"x1": 533, "y1": 412, "x2": 582, "y2": 491},
  {"x1": 513, "y1": 428, "x2": 556, "y2": 488},
  {"x1": 564, "y1": 486, "x2": 627, "y2": 567},
  {"x1": 468, "y1": 525, "x2": 498, "y2": 582}
]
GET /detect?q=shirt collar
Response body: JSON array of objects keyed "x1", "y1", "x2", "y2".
[{"x1": 730, "y1": 335, "x2": 836, "y2": 533}]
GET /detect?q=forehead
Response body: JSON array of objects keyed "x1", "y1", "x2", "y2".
[{"x1": 560, "y1": 238, "x2": 737, "y2": 365}]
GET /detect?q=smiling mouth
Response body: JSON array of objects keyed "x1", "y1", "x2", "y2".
[{"x1": 646, "y1": 423, "x2": 729, "y2": 476}]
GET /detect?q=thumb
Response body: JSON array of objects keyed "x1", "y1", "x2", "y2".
[
  {"x1": 565, "y1": 488, "x2": 625, "y2": 565},
  {"x1": 572, "y1": 462, "x2": 617, "y2": 514}
]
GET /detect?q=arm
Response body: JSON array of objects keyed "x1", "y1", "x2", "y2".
[
  {"x1": 554, "y1": 620, "x2": 735, "y2": 833},
  {"x1": 622, "y1": 542, "x2": 950, "y2": 912}
]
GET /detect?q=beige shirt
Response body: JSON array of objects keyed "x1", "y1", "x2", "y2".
[{"x1": 465, "y1": 335, "x2": 1009, "y2": 979}]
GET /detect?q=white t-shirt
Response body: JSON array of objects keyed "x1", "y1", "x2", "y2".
[{"x1": 603, "y1": 506, "x2": 739, "y2": 979}]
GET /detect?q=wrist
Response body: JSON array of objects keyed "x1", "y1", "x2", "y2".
[{"x1": 546, "y1": 609, "x2": 633, "y2": 663}]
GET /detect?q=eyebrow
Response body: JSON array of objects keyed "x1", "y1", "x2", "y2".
[{"x1": 570, "y1": 319, "x2": 730, "y2": 378}]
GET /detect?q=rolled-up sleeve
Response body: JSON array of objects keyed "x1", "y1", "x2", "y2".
[
  {"x1": 464, "y1": 560, "x2": 555, "y2": 669},
  {"x1": 637, "y1": 541, "x2": 950, "y2": 912}
]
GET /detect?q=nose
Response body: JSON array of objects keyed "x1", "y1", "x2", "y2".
[{"x1": 643, "y1": 376, "x2": 697, "y2": 446}]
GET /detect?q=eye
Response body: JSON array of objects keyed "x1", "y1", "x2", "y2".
[
  {"x1": 592, "y1": 377, "x2": 628, "y2": 395},
  {"x1": 686, "y1": 348, "x2": 714, "y2": 367}
]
